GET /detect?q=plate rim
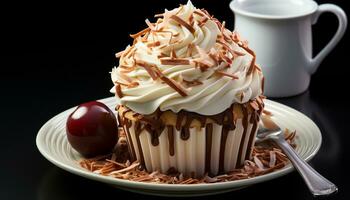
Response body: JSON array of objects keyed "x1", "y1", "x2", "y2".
[{"x1": 36, "y1": 97, "x2": 322, "y2": 191}]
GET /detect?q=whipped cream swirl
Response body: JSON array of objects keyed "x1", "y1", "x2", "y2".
[{"x1": 111, "y1": 1, "x2": 264, "y2": 115}]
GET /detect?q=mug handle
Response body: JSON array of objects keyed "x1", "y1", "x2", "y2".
[{"x1": 309, "y1": 4, "x2": 347, "y2": 74}]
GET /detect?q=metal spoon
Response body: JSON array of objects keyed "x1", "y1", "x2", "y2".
[{"x1": 256, "y1": 115, "x2": 338, "y2": 196}]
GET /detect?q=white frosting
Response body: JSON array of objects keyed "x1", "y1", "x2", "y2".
[{"x1": 111, "y1": 1, "x2": 263, "y2": 115}]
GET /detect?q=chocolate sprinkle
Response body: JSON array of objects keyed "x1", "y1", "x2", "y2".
[{"x1": 160, "y1": 58, "x2": 190, "y2": 65}]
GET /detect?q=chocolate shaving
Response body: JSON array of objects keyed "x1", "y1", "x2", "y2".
[
  {"x1": 198, "y1": 17, "x2": 209, "y2": 27},
  {"x1": 219, "y1": 51, "x2": 232, "y2": 65},
  {"x1": 182, "y1": 79, "x2": 203, "y2": 87},
  {"x1": 193, "y1": 61, "x2": 211, "y2": 72},
  {"x1": 222, "y1": 32, "x2": 232, "y2": 43},
  {"x1": 242, "y1": 40, "x2": 249, "y2": 48},
  {"x1": 141, "y1": 31, "x2": 150, "y2": 42},
  {"x1": 247, "y1": 56, "x2": 256, "y2": 75},
  {"x1": 136, "y1": 61, "x2": 158, "y2": 80},
  {"x1": 160, "y1": 58, "x2": 190, "y2": 65},
  {"x1": 158, "y1": 44, "x2": 168, "y2": 49},
  {"x1": 118, "y1": 72, "x2": 133, "y2": 83},
  {"x1": 220, "y1": 21, "x2": 232, "y2": 42},
  {"x1": 233, "y1": 50, "x2": 245, "y2": 56},
  {"x1": 119, "y1": 66, "x2": 136, "y2": 73},
  {"x1": 232, "y1": 31, "x2": 241, "y2": 42},
  {"x1": 145, "y1": 18, "x2": 155, "y2": 30},
  {"x1": 128, "y1": 61, "x2": 188, "y2": 97},
  {"x1": 174, "y1": 4, "x2": 185, "y2": 16},
  {"x1": 170, "y1": 49, "x2": 177, "y2": 58},
  {"x1": 215, "y1": 70, "x2": 239, "y2": 79},
  {"x1": 250, "y1": 101, "x2": 259, "y2": 110},
  {"x1": 186, "y1": 43, "x2": 194, "y2": 57},
  {"x1": 217, "y1": 40, "x2": 236, "y2": 59},
  {"x1": 120, "y1": 46, "x2": 133, "y2": 59},
  {"x1": 127, "y1": 82, "x2": 139, "y2": 88},
  {"x1": 239, "y1": 45, "x2": 256, "y2": 75},
  {"x1": 213, "y1": 19, "x2": 223, "y2": 29},
  {"x1": 114, "y1": 81, "x2": 129, "y2": 87},
  {"x1": 155, "y1": 70, "x2": 187, "y2": 97},
  {"x1": 200, "y1": 9, "x2": 211, "y2": 18},
  {"x1": 157, "y1": 53, "x2": 168, "y2": 59},
  {"x1": 115, "y1": 84, "x2": 123, "y2": 98},
  {"x1": 115, "y1": 50, "x2": 124, "y2": 58},
  {"x1": 119, "y1": 65, "x2": 133, "y2": 69},
  {"x1": 255, "y1": 65, "x2": 262, "y2": 72},
  {"x1": 170, "y1": 15, "x2": 195, "y2": 34},
  {"x1": 192, "y1": 45, "x2": 216, "y2": 70},
  {"x1": 147, "y1": 41, "x2": 161, "y2": 47},
  {"x1": 221, "y1": 21, "x2": 226, "y2": 31},
  {"x1": 189, "y1": 13, "x2": 194, "y2": 26},
  {"x1": 193, "y1": 10, "x2": 205, "y2": 17},
  {"x1": 130, "y1": 27, "x2": 150, "y2": 38},
  {"x1": 153, "y1": 30, "x2": 174, "y2": 44},
  {"x1": 125, "y1": 48, "x2": 136, "y2": 59}
]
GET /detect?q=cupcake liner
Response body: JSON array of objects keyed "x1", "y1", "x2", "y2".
[{"x1": 122, "y1": 115, "x2": 258, "y2": 177}]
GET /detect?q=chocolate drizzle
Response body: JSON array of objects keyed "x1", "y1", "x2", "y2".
[
  {"x1": 176, "y1": 111, "x2": 206, "y2": 140},
  {"x1": 219, "y1": 127, "x2": 229, "y2": 173},
  {"x1": 118, "y1": 96, "x2": 264, "y2": 176},
  {"x1": 124, "y1": 120, "x2": 136, "y2": 162},
  {"x1": 246, "y1": 120, "x2": 258, "y2": 160},
  {"x1": 180, "y1": 129, "x2": 190, "y2": 140},
  {"x1": 167, "y1": 126, "x2": 175, "y2": 156},
  {"x1": 236, "y1": 104, "x2": 249, "y2": 168},
  {"x1": 245, "y1": 99, "x2": 264, "y2": 160},
  {"x1": 205, "y1": 123, "x2": 213, "y2": 174},
  {"x1": 117, "y1": 108, "x2": 137, "y2": 163}
]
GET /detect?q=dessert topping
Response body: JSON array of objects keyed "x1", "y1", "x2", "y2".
[{"x1": 111, "y1": 1, "x2": 264, "y2": 115}]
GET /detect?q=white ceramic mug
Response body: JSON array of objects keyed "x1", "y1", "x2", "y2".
[{"x1": 230, "y1": 0, "x2": 347, "y2": 97}]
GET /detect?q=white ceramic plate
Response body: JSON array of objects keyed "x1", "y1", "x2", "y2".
[{"x1": 36, "y1": 97, "x2": 322, "y2": 197}]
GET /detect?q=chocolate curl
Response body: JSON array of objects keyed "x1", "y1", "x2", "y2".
[
  {"x1": 155, "y1": 69, "x2": 187, "y2": 97},
  {"x1": 160, "y1": 58, "x2": 190, "y2": 65},
  {"x1": 244, "y1": 47, "x2": 256, "y2": 75},
  {"x1": 170, "y1": 15, "x2": 195, "y2": 34},
  {"x1": 130, "y1": 27, "x2": 150, "y2": 39},
  {"x1": 115, "y1": 84, "x2": 123, "y2": 98},
  {"x1": 136, "y1": 61, "x2": 158, "y2": 80},
  {"x1": 215, "y1": 70, "x2": 239, "y2": 80}
]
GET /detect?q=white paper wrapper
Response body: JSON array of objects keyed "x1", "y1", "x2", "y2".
[{"x1": 123, "y1": 115, "x2": 258, "y2": 177}]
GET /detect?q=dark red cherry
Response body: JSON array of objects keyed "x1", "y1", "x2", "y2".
[{"x1": 66, "y1": 101, "x2": 118, "y2": 157}]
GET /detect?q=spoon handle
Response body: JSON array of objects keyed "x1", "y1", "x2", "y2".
[{"x1": 274, "y1": 137, "x2": 338, "y2": 196}]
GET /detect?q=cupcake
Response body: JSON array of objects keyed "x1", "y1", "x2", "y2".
[{"x1": 111, "y1": 1, "x2": 264, "y2": 177}]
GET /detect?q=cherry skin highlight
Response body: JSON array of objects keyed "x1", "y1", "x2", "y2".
[{"x1": 66, "y1": 101, "x2": 118, "y2": 157}]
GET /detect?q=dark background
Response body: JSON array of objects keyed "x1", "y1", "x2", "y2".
[{"x1": 1, "y1": 0, "x2": 349, "y2": 199}]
